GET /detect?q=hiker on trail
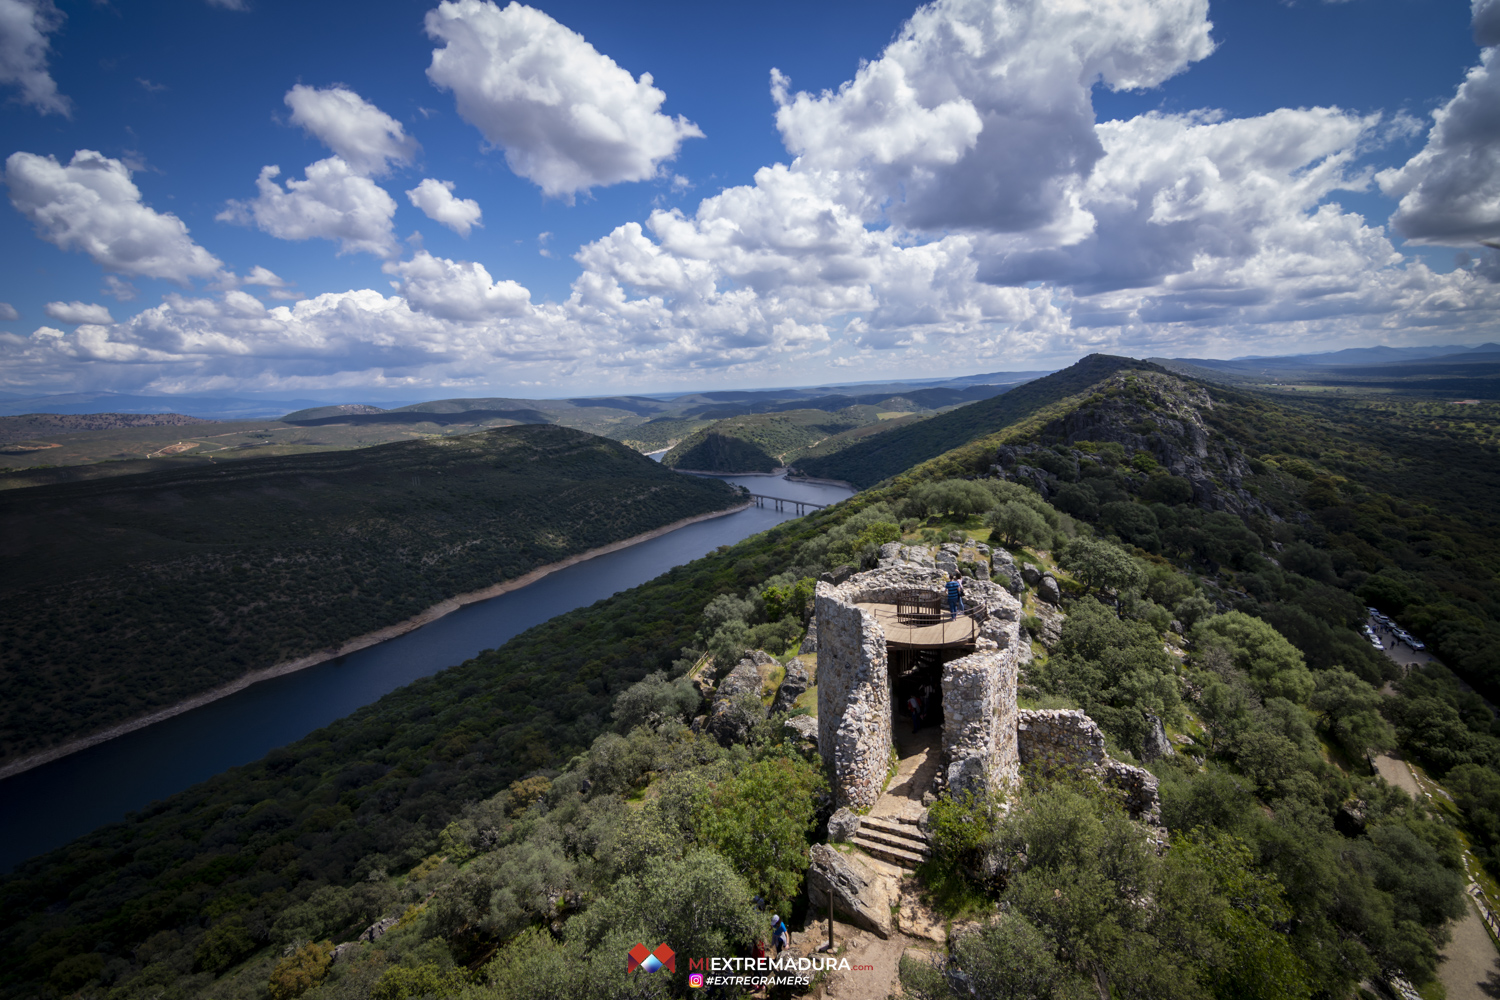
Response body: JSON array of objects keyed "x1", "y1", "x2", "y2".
[
  {"x1": 907, "y1": 691, "x2": 923, "y2": 733},
  {"x1": 771, "y1": 914, "x2": 790, "y2": 955},
  {"x1": 946, "y1": 571, "x2": 965, "y2": 621}
]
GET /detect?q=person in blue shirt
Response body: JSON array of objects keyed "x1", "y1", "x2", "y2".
[{"x1": 945, "y1": 572, "x2": 965, "y2": 621}]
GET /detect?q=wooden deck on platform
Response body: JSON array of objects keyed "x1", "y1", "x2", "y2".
[{"x1": 856, "y1": 602, "x2": 979, "y2": 648}]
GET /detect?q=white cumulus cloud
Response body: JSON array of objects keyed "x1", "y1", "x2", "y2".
[
  {"x1": 5, "y1": 149, "x2": 225, "y2": 281},
  {"x1": 424, "y1": 0, "x2": 703, "y2": 199},
  {"x1": 0, "y1": 302, "x2": 18, "y2": 321},
  {"x1": 1377, "y1": 11, "x2": 1500, "y2": 246},
  {"x1": 406, "y1": 177, "x2": 482, "y2": 236},
  {"x1": 218, "y1": 156, "x2": 398, "y2": 257},
  {"x1": 0, "y1": 0, "x2": 70, "y2": 116},
  {"x1": 387, "y1": 251, "x2": 530, "y2": 320},
  {"x1": 44, "y1": 300, "x2": 113, "y2": 325},
  {"x1": 284, "y1": 85, "x2": 419, "y2": 176}
]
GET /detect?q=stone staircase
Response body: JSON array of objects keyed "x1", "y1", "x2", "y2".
[{"x1": 851, "y1": 814, "x2": 932, "y2": 869}]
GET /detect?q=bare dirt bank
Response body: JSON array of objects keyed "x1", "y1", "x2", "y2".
[{"x1": 0, "y1": 502, "x2": 751, "y2": 782}]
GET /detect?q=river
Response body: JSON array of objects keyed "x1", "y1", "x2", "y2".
[{"x1": 0, "y1": 471, "x2": 852, "y2": 872}]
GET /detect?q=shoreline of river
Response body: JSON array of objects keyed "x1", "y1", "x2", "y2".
[{"x1": 0, "y1": 502, "x2": 752, "y2": 783}]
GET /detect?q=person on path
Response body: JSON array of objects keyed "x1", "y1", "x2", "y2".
[
  {"x1": 907, "y1": 691, "x2": 923, "y2": 733},
  {"x1": 945, "y1": 571, "x2": 965, "y2": 621},
  {"x1": 771, "y1": 914, "x2": 790, "y2": 955}
]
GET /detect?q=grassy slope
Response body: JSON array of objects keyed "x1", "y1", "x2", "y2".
[
  {"x1": 0, "y1": 426, "x2": 741, "y2": 764},
  {"x1": 793, "y1": 354, "x2": 1157, "y2": 488}
]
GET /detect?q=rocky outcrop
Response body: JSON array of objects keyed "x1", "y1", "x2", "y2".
[
  {"x1": 706, "y1": 653, "x2": 770, "y2": 746},
  {"x1": 1031, "y1": 604, "x2": 1066, "y2": 648},
  {"x1": 828, "y1": 807, "x2": 861, "y2": 842},
  {"x1": 992, "y1": 371, "x2": 1279, "y2": 521},
  {"x1": 1141, "y1": 711, "x2": 1174, "y2": 763},
  {"x1": 1037, "y1": 574, "x2": 1061, "y2": 605},
  {"x1": 783, "y1": 715, "x2": 818, "y2": 748},
  {"x1": 798, "y1": 618, "x2": 818, "y2": 654},
  {"x1": 771, "y1": 657, "x2": 809, "y2": 714},
  {"x1": 807, "y1": 844, "x2": 893, "y2": 939}
]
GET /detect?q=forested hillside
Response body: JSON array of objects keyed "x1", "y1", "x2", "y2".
[
  {"x1": 662, "y1": 409, "x2": 876, "y2": 472},
  {"x1": 5, "y1": 356, "x2": 1500, "y2": 1000},
  {"x1": 0, "y1": 426, "x2": 741, "y2": 766},
  {"x1": 792, "y1": 353, "x2": 1150, "y2": 487}
]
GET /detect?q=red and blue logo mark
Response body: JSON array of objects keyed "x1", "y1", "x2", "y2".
[{"x1": 627, "y1": 943, "x2": 675, "y2": 973}]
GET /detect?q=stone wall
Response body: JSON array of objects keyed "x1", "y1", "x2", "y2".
[
  {"x1": 942, "y1": 643, "x2": 1019, "y2": 796},
  {"x1": 1016, "y1": 709, "x2": 1106, "y2": 772},
  {"x1": 1017, "y1": 709, "x2": 1162, "y2": 825},
  {"x1": 817, "y1": 563, "x2": 1024, "y2": 807},
  {"x1": 815, "y1": 583, "x2": 891, "y2": 809}
]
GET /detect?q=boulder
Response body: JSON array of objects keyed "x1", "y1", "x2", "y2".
[
  {"x1": 798, "y1": 617, "x2": 819, "y2": 654},
  {"x1": 706, "y1": 657, "x2": 764, "y2": 746},
  {"x1": 828, "y1": 807, "x2": 861, "y2": 842},
  {"x1": 946, "y1": 755, "x2": 989, "y2": 801},
  {"x1": 771, "y1": 658, "x2": 809, "y2": 714},
  {"x1": 821, "y1": 564, "x2": 857, "y2": 585},
  {"x1": 1020, "y1": 563, "x2": 1043, "y2": 585},
  {"x1": 1141, "y1": 711, "x2": 1174, "y2": 763},
  {"x1": 1032, "y1": 604, "x2": 1066, "y2": 648},
  {"x1": 1037, "y1": 574, "x2": 1062, "y2": 605},
  {"x1": 807, "y1": 844, "x2": 892, "y2": 939},
  {"x1": 783, "y1": 714, "x2": 818, "y2": 748}
]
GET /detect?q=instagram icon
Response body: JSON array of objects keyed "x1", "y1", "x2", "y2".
[{"x1": 688, "y1": 973, "x2": 705, "y2": 988}]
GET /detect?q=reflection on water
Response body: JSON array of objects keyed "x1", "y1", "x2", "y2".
[{"x1": 0, "y1": 472, "x2": 852, "y2": 871}]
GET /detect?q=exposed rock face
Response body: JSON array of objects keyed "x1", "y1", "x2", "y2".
[
  {"x1": 1031, "y1": 604, "x2": 1066, "y2": 648},
  {"x1": 828, "y1": 807, "x2": 861, "y2": 842},
  {"x1": 1037, "y1": 574, "x2": 1062, "y2": 605},
  {"x1": 799, "y1": 618, "x2": 819, "y2": 653},
  {"x1": 771, "y1": 657, "x2": 809, "y2": 714},
  {"x1": 807, "y1": 844, "x2": 892, "y2": 939},
  {"x1": 1020, "y1": 563, "x2": 1042, "y2": 585},
  {"x1": 783, "y1": 715, "x2": 818, "y2": 748},
  {"x1": 993, "y1": 370, "x2": 1278, "y2": 521},
  {"x1": 707, "y1": 654, "x2": 768, "y2": 746},
  {"x1": 1141, "y1": 711, "x2": 1174, "y2": 763}
]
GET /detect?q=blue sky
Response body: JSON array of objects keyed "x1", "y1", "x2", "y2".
[{"x1": 0, "y1": 0, "x2": 1497, "y2": 399}]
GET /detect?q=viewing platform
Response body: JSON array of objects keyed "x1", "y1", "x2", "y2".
[{"x1": 854, "y1": 602, "x2": 985, "y2": 648}]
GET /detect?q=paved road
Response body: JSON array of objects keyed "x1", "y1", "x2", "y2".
[
  {"x1": 1437, "y1": 896, "x2": 1500, "y2": 1000},
  {"x1": 1374, "y1": 750, "x2": 1500, "y2": 999}
]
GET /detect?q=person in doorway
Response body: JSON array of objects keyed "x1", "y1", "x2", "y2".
[
  {"x1": 771, "y1": 914, "x2": 790, "y2": 955},
  {"x1": 907, "y1": 691, "x2": 923, "y2": 733},
  {"x1": 946, "y1": 571, "x2": 965, "y2": 620}
]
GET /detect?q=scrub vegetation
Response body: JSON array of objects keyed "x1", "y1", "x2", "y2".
[{"x1": 4, "y1": 356, "x2": 1500, "y2": 1000}]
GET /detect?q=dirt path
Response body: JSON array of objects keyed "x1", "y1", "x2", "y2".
[{"x1": 811, "y1": 922, "x2": 930, "y2": 1000}]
